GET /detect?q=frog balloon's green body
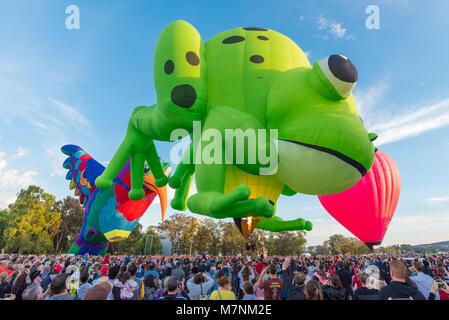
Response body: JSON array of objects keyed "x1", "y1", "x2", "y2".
[{"x1": 95, "y1": 20, "x2": 376, "y2": 236}]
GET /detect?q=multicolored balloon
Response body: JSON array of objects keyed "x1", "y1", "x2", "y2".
[
  {"x1": 318, "y1": 150, "x2": 400, "y2": 250},
  {"x1": 61, "y1": 145, "x2": 170, "y2": 256}
]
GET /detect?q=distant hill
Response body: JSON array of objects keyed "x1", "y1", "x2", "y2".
[
  {"x1": 414, "y1": 240, "x2": 449, "y2": 248},
  {"x1": 377, "y1": 241, "x2": 449, "y2": 253}
]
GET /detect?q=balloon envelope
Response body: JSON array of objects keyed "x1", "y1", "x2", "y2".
[{"x1": 318, "y1": 150, "x2": 400, "y2": 247}]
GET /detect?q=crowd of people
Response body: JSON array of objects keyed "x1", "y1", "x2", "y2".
[{"x1": 0, "y1": 251, "x2": 448, "y2": 301}]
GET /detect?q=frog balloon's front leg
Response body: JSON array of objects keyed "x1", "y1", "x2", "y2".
[
  {"x1": 171, "y1": 174, "x2": 193, "y2": 211},
  {"x1": 256, "y1": 216, "x2": 313, "y2": 232},
  {"x1": 186, "y1": 107, "x2": 274, "y2": 219},
  {"x1": 95, "y1": 105, "x2": 168, "y2": 200}
]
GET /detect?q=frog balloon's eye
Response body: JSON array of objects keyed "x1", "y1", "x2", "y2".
[{"x1": 312, "y1": 54, "x2": 358, "y2": 100}]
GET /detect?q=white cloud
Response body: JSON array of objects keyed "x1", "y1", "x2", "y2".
[
  {"x1": 44, "y1": 147, "x2": 56, "y2": 157},
  {"x1": 315, "y1": 15, "x2": 352, "y2": 39},
  {"x1": 0, "y1": 152, "x2": 7, "y2": 170},
  {"x1": 355, "y1": 81, "x2": 389, "y2": 116},
  {"x1": 376, "y1": 214, "x2": 449, "y2": 246},
  {"x1": 308, "y1": 218, "x2": 333, "y2": 223},
  {"x1": 50, "y1": 168, "x2": 65, "y2": 177},
  {"x1": 317, "y1": 15, "x2": 329, "y2": 30},
  {"x1": 354, "y1": 81, "x2": 449, "y2": 146},
  {"x1": 373, "y1": 98, "x2": 449, "y2": 146},
  {"x1": 426, "y1": 196, "x2": 449, "y2": 207},
  {"x1": 303, "y1": 205, "x2": 321, "y2": 210},
  {"x1": 48, "y1": 97, "x2": 89, "y2": 125},
  {"x1": 0, "y1": 151, "x2": 39, "y2": 208},
  {"x1": 12, "y1": 147, "x2": 30, "y2": 159},
  {"x1": 4, "y1": 118, "x2": 11, "y2": 124},
  {"x1": 31, "y1": 120, "x2": 51, "y2": 131},
  {"x1": 330, "y1": 22, "x2": 346, "y2": 38},
  {"x1": 0, "y1": 168, "x2": 38, "y2": 208}
]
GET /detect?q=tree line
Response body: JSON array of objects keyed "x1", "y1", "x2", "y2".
[
  {"x1": 157, "y1": 213, "x2": 307, "y2": 256},
  {"x1": 2, "y1": 185, "x2": 403, "y2": 256},
  {"x1": 0, "y1": 185, "x2": 307, "y2": 256},
  {"x1": 0, "y1": 185, "x2": 163, "y2": 255},
  {"x1": 310, "y1": 234, "x2": 371, "y2": 255}
]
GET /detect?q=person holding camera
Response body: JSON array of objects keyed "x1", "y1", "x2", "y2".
[
  {"x1": 186, "y1": 271, "x2": 214, "y2": 300},
  {"x1": 410, "y1": 261, "x2": 439, "y2": 300},
  {"x1": 257, "y1": 264, "x2": 283, "y2": 300},
  {"x1": 158, "y1": 277, "x2": 189, "y2": 300}
]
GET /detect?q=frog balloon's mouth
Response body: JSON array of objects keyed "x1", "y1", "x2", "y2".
[{"x1": 275, "y1": 139, "x2": 366, "y2": 195}]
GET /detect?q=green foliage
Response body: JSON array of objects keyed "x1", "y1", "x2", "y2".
[
  {"x1": 313, "y1": 245, "x2": 331, "y2": 255},
  {"x1": 53, "y1": 197, "x2": 84, "y2": 253},
  {"x1": 271, "y1": 231, "x2": 307, "y2": 256},
  {"x1": 317, "y1": 234, "x2": 371, "y2": 255},
  {"x1": 216, "y1": 221, "x2": 246, "y2": 255},
  {"x1": 0, "y1": 209, "x2": 10, "y2": 249},
  {"x1": 3, "y1": 185, "x2": 61, "y2": 254}
]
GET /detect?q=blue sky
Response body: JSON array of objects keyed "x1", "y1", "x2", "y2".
[{"x1": 1, "y1": 0, "x2": 449, "y2": 246}]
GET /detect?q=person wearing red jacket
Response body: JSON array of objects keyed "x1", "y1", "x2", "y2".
[
  {"x1": 255, "y1": 259, "x2": 266, "y2": 276},
  {"x1": 102, "y1": 254, "x2": 110, "y2": 265}
]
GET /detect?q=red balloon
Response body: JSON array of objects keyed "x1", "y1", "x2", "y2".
[{"x1": 318, "y1": 150, "x2": 401, "y2": 250}]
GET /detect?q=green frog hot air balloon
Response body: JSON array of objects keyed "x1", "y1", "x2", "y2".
[{"x1": 95, "y1": 21, "x2": 376, "y2": 241}]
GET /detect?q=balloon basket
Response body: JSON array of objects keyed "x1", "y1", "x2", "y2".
[
  {"x1": 365, "y1": 241, "x2": 382, "y2": 252},
  {"x1": 243, "y1": 239, "x2": 258, "y2": 261}
]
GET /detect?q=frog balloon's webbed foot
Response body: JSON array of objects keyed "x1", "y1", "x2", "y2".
[
  {"x1": 187, "y1": 185, "x2": 274, "y2": 219},
  {"x1": 256, "y1": 216, "x2": 313, "y2": 232}
]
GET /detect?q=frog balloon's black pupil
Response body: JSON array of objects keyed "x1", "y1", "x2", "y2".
[
  {"x1": 164, "y1": 60, "x2": 174, "y2": 74},
  {"x1": 257, "y1": 36, "x2": 268, "y2": 40},
  {"x1": 171, "y1": 84, "x2": 197, "y2": 108},
  {"x1": 250, "y1": 55, "x2": 264, "y2": 63},
  {"x1": 328, "y1": 55, "x2": 358, "y2": 83}
]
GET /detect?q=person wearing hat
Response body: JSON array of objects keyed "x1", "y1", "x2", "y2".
[
  {"x1": 53, "y1": 265, "x2": 63, "y2": 274},
  {"x1": 83, "y1": 281, "x2": 113, "y2": 300}
]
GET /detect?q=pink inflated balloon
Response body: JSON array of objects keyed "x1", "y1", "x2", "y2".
[{"x1": 318, "y1": 150, "x2": 401, "y2": 250}]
